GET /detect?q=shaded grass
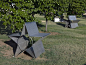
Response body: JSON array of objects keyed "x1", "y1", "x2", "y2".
[
  {"x1": 0, "y1": 16, "x2": 86, "y2": 65},
  {"x1": 34, "y1": 14, "x2": 46, "y2": 21},
  {"x1": 0, "y1": 34, "x2": 9, "y2": 40}
]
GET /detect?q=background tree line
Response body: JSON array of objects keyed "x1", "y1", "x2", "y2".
[{"x1": 0, "y1": 0, "x2": 86, "y2": 32}]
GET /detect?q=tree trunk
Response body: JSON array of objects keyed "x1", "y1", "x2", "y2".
[
  {"x1": 46, "y1": 18, "x2": 48, "y2": 32},
  {"x1": 32, "y1": 12, "x2": 34, "y2": 18}
]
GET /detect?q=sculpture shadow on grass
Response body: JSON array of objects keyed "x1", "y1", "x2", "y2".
[
  {"x1": 4, "y1": 40, "x2": 17, "y2": 55},
  {"x1": 56, "y1": 19, "x2": 69, "y2": 28},
  {"x1": 82, "y1": 15, "x2": 86, "y2": 18},
  {"x1": 56, "y1": 22, "x2": 65, "y2": 27},
  {"x1": 36, "y1": 22, "x2": 45, "y2": 28}
]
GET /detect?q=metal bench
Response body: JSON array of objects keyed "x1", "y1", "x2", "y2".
[
  {"x1": 21, "y1": 22, "x2": 50, "y2": 58},
  {"x1": 8, "y1": 22, "x2": 50, "y2": 58},
  {"x1": 67, "y1": 15, "x2": 80, "y2": 28}
]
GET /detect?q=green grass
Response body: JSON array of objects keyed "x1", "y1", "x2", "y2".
[
  {"x1": 0, "y1": 15, "x2": 86, "y2": 65},
  {"x1": 0, "y1": 34, "x2": 9, "y2": 40},
  {"x1": 34, "y1": 14, "x2": 46, "y2": 21}
]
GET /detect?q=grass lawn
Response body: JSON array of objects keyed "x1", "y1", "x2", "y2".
[{"x1": 0, "y1": 14, "x2": 86, "y2": 65}]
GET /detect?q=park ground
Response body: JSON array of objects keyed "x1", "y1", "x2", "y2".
[{"x1": 0, "y1": 14, "x2": 86, "y2": 65}]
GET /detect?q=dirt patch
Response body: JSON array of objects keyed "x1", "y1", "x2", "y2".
[
  {"x1": 16, "y1": 52, "x2": 32, "y2": 60},
  {"x1": 0, "y1": 40, "x2": 13, "y2": 58},
  {"x1": 0, "y1": 40, "x2": 47, "y2": 60},
  {"x1": 0, "y1": 40, "x2": 6, "y2": 47},
  {"x1": 1, "y1": 50, "x2": 13, "y2": 58}
]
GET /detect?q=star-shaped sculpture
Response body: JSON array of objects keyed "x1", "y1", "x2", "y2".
[
  {"x1": 8, "y1": 22, "x2": 50, "y2": 58},
  {"x1": 8, "y1": 33, "x2": 29, "y2": 57}
]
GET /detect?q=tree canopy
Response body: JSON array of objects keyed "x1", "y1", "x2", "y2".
[
  {"x1": 0, "y1": 0, "x2": 35, "y2": 32},
  {"x1": 0, "y1": 0, "x2": 86, "y2": 32},
  {"x1": 67, "y1": 0, "x2": 86, "y2": 17}
]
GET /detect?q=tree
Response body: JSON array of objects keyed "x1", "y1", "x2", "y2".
[
  {"x1": 54, "y1": 0, "x2": 86, "y2": 17},
  {"x1": 32, "y1": 0, "x2": 71, "y2": 31},
  {"x1": 0, "y1": 0, "x2": 35, "y2": 32},
  {"x1": 33, "y1": 0, "x2": 58, "y2": 32},
  {"x1": 67, "y1": 0, "x2": 86, "y2": 17},
  {"x1": 55, "y1": 0, "x2": 69, "y2": 15},
  {"x1": 1, "y1": 0, "x2": 86, "y2": 33}
]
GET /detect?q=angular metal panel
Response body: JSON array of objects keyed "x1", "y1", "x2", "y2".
[
  {"x1": 18, "y1": 41, "x2": 28, "y2": 51},
  {"x1": 70, "y1": 23, "x2": 78, "y2": 28},
  {"x1": 21, "y1": 25, "x2": 28, "y2": 35},
  {"x1": 25, "y1": 22, "x2": 39, "y2": 36},
  {"x1": 32, "y1": 40, "x2": 45, "y2": 58},
  {"x1": 71, "y1": 20, "x2": 80, "y2": 23},
  {"x1": 9, "y1": 36, "x2": 18, "y2": 43},
  {"x1": 18, "y1": 36, "x2": 29, "y2": 51},
  {"x1": 8, "y1": 33, "x2": 21, "y2": 37},
  {"x1": 14, "y1": 45, "x2": 21, "y2": 57},
  {"x1": 25, "y1": 47, "x2": 35, "y2": 58},
  {"x1": 68, "y1": 15, "x2": 76, "y2": 20}
]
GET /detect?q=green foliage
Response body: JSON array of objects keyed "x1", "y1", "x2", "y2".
[
  {"x1": 67, "y1": 0, "x2": 86, "y2": 17},
  {"x1": 32, "y1": 0, "x2": 59, "y2": 31},
  {"x1": 0, "y1": 0, "x2": 86, "y2": 32},
  {"x1": 57, "y1": 0, "x2": 69, "y2": 15},
  {"x1": 0, "y1": 0, "x2": 35, "y2": 33},
  {"x1": 33, "y1": 0, "x2": 57, "y2": 20}
]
